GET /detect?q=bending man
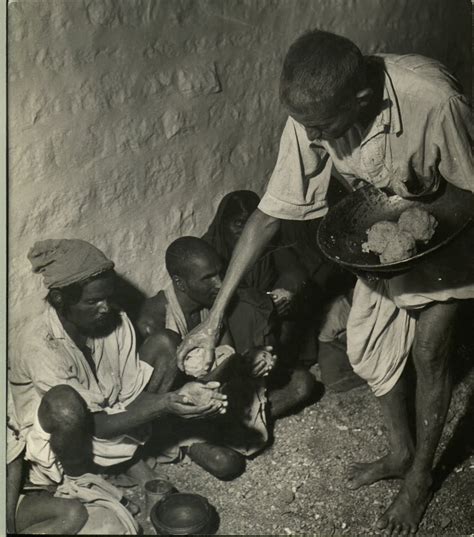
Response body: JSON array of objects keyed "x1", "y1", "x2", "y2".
[{"x1": 177, "y1": 30, "x2": 474, "y2": 536}]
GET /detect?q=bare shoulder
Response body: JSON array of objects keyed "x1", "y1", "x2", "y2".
[{"x1": 136, "y1": 290, "x2": 167, "y2": 336}]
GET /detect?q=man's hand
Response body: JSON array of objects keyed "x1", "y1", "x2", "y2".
[
  {"x1": 268, "y1": 288, "x2": 295, "y2": 316},
  {"x1": 245, "y1": 346, "x2": 277, "y2": 378},
  {"x1": 178, "y1": 381, "x2": 227, "y2": 408},
  {"x1": 176, "y1": 317, "x2": 221, "y2": 372},
  {"x1": 167, "y1": 382, "x2": 227, "y2": 419}
]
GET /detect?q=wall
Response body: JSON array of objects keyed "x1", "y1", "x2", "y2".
[{"x1": 8, "y1": 0, "x2": 470, "y2": 342}]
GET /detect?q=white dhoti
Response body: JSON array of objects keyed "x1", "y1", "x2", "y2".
[{"x1": 347, "y1": 229, "x2": 474, "y2": 397}]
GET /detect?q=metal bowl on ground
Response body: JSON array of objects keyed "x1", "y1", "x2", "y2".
[
  {"x1": 150, "y1": 492, "x2": 215, "y2": 535},
  {"x1": 316, "y1": 180, "x2": 474, "y2": 272}
]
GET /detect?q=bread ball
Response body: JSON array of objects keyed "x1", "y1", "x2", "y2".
[
  {"x1": 398, "y1": 207, "x2": 437, "y2": 242},
  {"x1": 363, "y1": 221, "x2": 400, "y2": 254},
  {"x1": 183, "y1": 348, "x2": 208, "y2": 377},
  {"x1": 380, "y1": 231, "x2": 417, "y2": 263}
]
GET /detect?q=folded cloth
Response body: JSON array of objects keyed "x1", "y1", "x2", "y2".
[
  {"x1": 28, "y1": 239, "x2": 114, "y2": 289},
  {"x1": 55, "y1": 474, "x2": 139, "y2": 535},
  {"x1": 347, "y1": 279, "x2": 417, "y2": 397},
  {"x1": 347, "y1": 233, "x2": 474, "y2": 397}
]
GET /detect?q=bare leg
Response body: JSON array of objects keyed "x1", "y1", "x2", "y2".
[
  {"x1": 377, "y1": 301, "x2": 457, "y2": 536},
  {"x1": 38, "y1": 385, "x2": 94, "y2": 477},
  {"x1": 347, "y1": 374, "x2": 414, "y2": 489},
  {"x1": 116, "y1": 330, "x2": 183, "y2": 484},
  {"x1": 268, "y1": 367, "x2": 319, "y2": 418},
  {"x1": 139, "y1": 329, "x2": 181, "y2": 394},
  {"x1": 187, "y1": 443, "x2": 245, "y2": 480},
  {"x1": 16, "y1": 492, "x2": 87, "y2": 535}
]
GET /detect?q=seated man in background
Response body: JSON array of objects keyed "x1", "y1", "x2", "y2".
[
  {"x1": 137, "y1": 236, "x2": 318, "y2": 479},
  {"x1": 317, "y1": 291, "x2": 365, "y2": 393},
  {"x1": 202, "y1": 190, "x2": 312, "y2": 365},
  {"x1": 9, "y1": 239, "x2": 227, "y2": 499}
]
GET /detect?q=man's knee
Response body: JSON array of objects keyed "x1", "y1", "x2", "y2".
[
  {"x1": 291, "y1": 369, "x2": 318, "y2": 404},
  {"x1": 140, "y1": 329, "x2": 181, "y2": 367},
  {"x1": 212, "y1": 448, "x2": 244, "y2": 480},
  {"x1": 62, "y1": 499, "x2": 88, "y2": 534},
  {"x1": 413, "y1": 303, "x2": 457, "y2": 371},
  {"x1": 39, "y1": 385, "x2": 89, "y2": 433},
  {"x1": 189, "y1": 444, "x2": 245, "y2": 481},
  {"x1": 412, "y1": 330, "x2": 452, "y2": 373}
]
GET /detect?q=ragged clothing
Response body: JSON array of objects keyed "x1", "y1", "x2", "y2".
[
  {"x1": 257, "y1": 53, "x2": 474, "y2": 396},
  {"x1": 347, "y1": 232, "x2": 474, "y2": 396},
  {"x1": 9, "y1": 306, "x2": 153, "y2": 485},
  {"x1": 259, "y1": 54, "x2": 473, "y2": 221},
  {"x1": 162, "y1": 285, "x2": 269, "y2": 457},
  {"x1": 55, "y1": 474, "x2": 139, "y2": 535}
]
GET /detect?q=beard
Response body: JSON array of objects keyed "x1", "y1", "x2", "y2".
[{"x1": 79, "y1": 310, "x2": 122, "y2": 338}]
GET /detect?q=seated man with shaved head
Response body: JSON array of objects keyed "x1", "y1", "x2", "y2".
[
  {"x1": 9, "y1": 238, "x2": 227, "y2": 528},
  {"x1": 137, "y1": 236, "x2": 319, "y2": 479}
]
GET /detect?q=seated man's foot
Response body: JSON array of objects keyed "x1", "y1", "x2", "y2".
[
  {"x1": 187, "y1": 442, "x2": 245, "y2": 481},
  {"x1": 377, "y1": 473, "x2": 433, "y2": 536},
  {"x1": 347, "y1": 453, "x2": 412, "y2": 490},
  {"x1": 126, "y1": 458, "x2": 168, "y2": 488}
]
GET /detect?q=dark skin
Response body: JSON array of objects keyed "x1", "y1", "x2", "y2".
[
  {"x1": 7, "y1": 453, "x2": 88, "y2": 535},
  {"x1": 177, "y1": 57, "x2": 461, "y2": 535},
  {"x1": 48, "y1": 273, "x2": 228, "y2": 485},
  {"x1": 225, "y1": 211, "x2": 308, "y2": 315},
  {"x1": 138, "y1": 248, "x2": 315, "y2": 418}
]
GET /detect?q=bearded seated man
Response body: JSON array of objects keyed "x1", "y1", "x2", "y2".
[
  {"x1": 9, "y1": 239, "x2": 227, "y2": 518},
  {"x1": 137, "y1": 237, "x2": 319, "y2": 479}
]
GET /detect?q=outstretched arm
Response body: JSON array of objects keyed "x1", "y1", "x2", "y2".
[
  {"x1": 176, "y1": 209, "x2": 281, "y2": 369},
  {"x1": 93, "y1": 384, "x2": 227, "y2": 439}
]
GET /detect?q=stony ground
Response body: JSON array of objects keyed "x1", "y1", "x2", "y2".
[{"x1": 125, "y1": 315, "x2": 473, "y2": 536}]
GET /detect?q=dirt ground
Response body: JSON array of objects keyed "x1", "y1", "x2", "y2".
[{"x1": 126, "y1": 312, "x2": 473, "y2": 536}]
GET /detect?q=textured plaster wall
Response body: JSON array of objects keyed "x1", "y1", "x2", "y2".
[{"x1": 8, "y1": 0, "x2": 470, "y2": 342}]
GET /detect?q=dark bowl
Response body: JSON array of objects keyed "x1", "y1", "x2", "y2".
[
  {"x1": 150, "y1": 492, "x2": 213, "y2": 535},
  {"x1": 317, "y1": 180, "x2": 474, "y2": 272}
]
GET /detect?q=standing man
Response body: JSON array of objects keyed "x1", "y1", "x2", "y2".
[{"x1": 177, "y1": 30, "x2": 474, "y2": 535}]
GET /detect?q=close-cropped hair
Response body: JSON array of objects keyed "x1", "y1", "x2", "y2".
[
  {"x1": 46, "y1": 269, "x2": 115, "y2": 310},
  {"x1": 165, "y1": 236, "x2": 215, "y2": 279},
  {"x1": 280, "y1": 30, "x2": 366, "y2": 113}
]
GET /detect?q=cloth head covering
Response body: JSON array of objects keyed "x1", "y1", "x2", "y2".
[
  {"x1": 28, "y1": 239, "x2": 115, "y2": 289},
  {"x1": 202, "y1": 190, "x2": 277, "y2": 291}
]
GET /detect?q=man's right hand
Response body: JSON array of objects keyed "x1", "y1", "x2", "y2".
[
  {"x1": 176, "y1": 317, "x2": 221, "y2": 372},
  {"x1": 166, "y1": 382, "x2": 227, "y2": 419}
]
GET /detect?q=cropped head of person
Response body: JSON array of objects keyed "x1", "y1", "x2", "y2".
[
  {"x1": 280, "y1": 30, "x2": 373, "y2": 141},
  {"x1": 203, "y1": 191, "x2": 261, "y2": 258},
  {"x1": 28, "y1": 239, "x2": 120, "y2": 337}
]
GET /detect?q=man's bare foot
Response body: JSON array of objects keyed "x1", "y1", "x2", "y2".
[
  {"x1": 126, "y1": 459, "x2": 168, "y2": 488},
  {"x1": 377, "y1": 473, "x2": 433, "y2": 536},
  {"x1": 347, "y1": 453, "x2": 412, "y2": 490}
]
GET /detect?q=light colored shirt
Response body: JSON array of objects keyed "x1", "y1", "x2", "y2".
[
  {"x1": 9, "y1": 305, "x2": 153, "y2": 438},
  {"x1": 259, "y1": 54, "x2": 473, "y2": 220},
  {"x1": 7, "y1": 388, "x2": 25, "y2": 465}
]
